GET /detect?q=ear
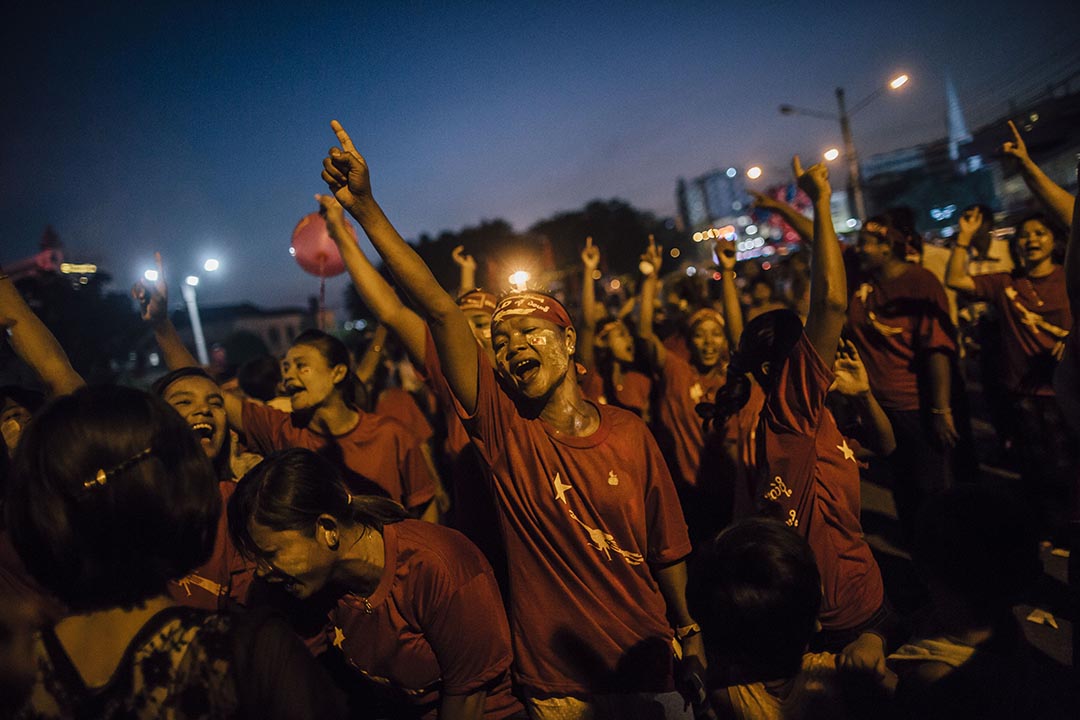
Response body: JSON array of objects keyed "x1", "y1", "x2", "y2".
[
  {"x1": 563, "y1": 326, "x2": 577, "y2": 356},
  {"x1": 330, "y1": 363, "x2": 349, "y2": 386},
  {"x1": 316, "y1": 514, "x2": 340, "y2": 550}
]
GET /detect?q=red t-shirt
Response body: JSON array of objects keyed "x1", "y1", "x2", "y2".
[
  {"x1": 376, "y1": 387, "x2": 435, "y2": 443},
  {"x1": 167, "y1": 482, "x2": 255, "y2": 611},
  {"x1": 580, "y1": 367, "x2": 653, "y2": 419},
  {"x1": 241, "y1": 402, "x2": 435, "y2": 510},
  {"x1": 972, "y1": 268, "x2": 1071, "y2": 395},
  {"x1": 427, "y1": 334, "x2": 692, "y2": 695},
  {"x1": 846, "y1": 265, "x2": 957, "y2": 411},
  {"x1": 756, "y1": 333, "x2": 885, "y2": 632},
  {"x1": 653, "y1": 351, "x2": 726, "y2": 488},
  {"x1": 320, "y1": 521, "x2": 520, "y2": 719}
]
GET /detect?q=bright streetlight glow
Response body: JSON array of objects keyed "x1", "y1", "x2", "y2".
[
  {"x1": 693, "y1": 232, "x2": 703, "y2": 242},
  {"x1": 725, "y1": 167, "x2": 737, "y2": 178},
  {"x1": 508, "y1": 270, "x2": 530, "y2": 290},
  {"x1": 746, "y1": 224, "x2": 758, "y2": 235},
  {"x1": 823, "y1": 148, "x2": 840, "y2": 162},
  {"x1": 143, "y1": 269, "x2": 159, "y2": 282},
  {"x1": 185, "y1": 275, "x2": 200, "y2": 286},
  {"x1": 669, "y1": 248, "x2": 681, "y2": 258},
  {"x1": 203, "y1": 258, "x2": 220, "y2": 272},
  {"x1": 746, "y1": 166, "x2": 762, "y2": 179},
  {"x1": 889, "y1": 74, "x2": 909, "y2": 90}
]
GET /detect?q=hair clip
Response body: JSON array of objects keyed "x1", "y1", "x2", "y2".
[
  {"x1": 346, "y1": 492, "x2": 353, "y2": 506},
  {"x1": 84, "y1": 447, "x2": 154, "y2": 491}
]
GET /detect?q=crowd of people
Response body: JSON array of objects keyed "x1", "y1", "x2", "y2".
[{"x1": 0, "y1": 117, "x2": 1077, "y2": 719}]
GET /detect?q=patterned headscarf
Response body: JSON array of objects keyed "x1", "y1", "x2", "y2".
[{"x1": 492, "y1": 292, "x2": 574, "y2": 330}]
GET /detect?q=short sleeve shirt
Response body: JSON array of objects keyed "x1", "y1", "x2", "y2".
[
  {"x1": 325, "y1": 521, "x2": 520, "y2": 719},
  {"x1": 427, "y1": 333, "x2": 691, "y2": 695},
  {"x1": 846, "y1": 265, "x2": 957, "y2": 411},
  {"x1": 653, "y1": 352, "x2": 726, "y2": 488},
  {"x1": 241, "y1": 402, "x2": 435, "y2": 510},
  {"x1": 758, "y1": 333, "x2": 885, "y2": 632},
  {"x1": 168, "y1": 482, "x2": 255, "y2": 611},
  {"x1": 972, "y1": 268, "x2": 1071, "y2": 394}
]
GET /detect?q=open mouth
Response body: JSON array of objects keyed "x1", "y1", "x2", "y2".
[
  {"x1": 191, "y1": 422, "x2": 215, "y2": 441},
  {"x1": 511, "y1": 357, "x2": 541, "y2": 384},
  {"x1": 284, "y1": 384, "x2": 305, "y2": 398}
]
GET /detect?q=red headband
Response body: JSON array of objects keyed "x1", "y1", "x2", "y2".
[
  {"x1": 492, "y1": 292, "x2": 573, "y2": 329},
  {"x1": 457, "y1": 290, "x2": 498, "y2": 314}
]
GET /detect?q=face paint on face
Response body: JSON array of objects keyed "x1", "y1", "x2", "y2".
[
  {"x1": 163, "y1": 376, "x2": 228, "y2": 460},
  {"x1": 492, "y1": 316, "x2": 572, "y2": 400},
  {"x1": 280, "y1": 345, "x2": 345, "y2": 412},
  {"x1": 247, "y1": 522, "x2": 336, "y2": 599},
  {"x1": 465, "y1": 311, "x2": 495, "y2": 361}
]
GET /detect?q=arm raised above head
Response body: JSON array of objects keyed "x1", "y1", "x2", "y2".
[
  {"x1": 1003, "y1": 120, "x2": 1074, "y2": 228},
  {"x1": 794, "y1": 156, "x2": 846, "y2": 362},
  {"x1": 0, "y1": 275, "x2": 84, "y2": 396},
  {"x1": 321, "y1": 121, "x2": 479, "y2": 412}
]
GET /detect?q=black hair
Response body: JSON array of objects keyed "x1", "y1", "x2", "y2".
[
  {"x1": 861, "y1": 214, "x2": 909, "y2": 258},
  {"x1": 1009, "y1": 212, "x2": 1067, "y2": 267},
  {"x1": 690, "y1": 518, "x2": 821, "y2": 679},
  {"x1": 913, "y1": 484, "x2": 1040, "y2": 624},
  {"x1": 5, "y1": 386, "x2": 219, "y2": 612},
  {"x1": 151, "y1": 366, "x2": 233, "y2": 481},
  {"x1": 290, "y1": 329, "x2": 360, "y2": 407},
  {"x1": 697, "y1": 310, "x2": 803, "y2": 428},
  {"x1": 0, "y1": 386, "x2": 46, "y2": 416},
  {"x1": 237, "y1": 354, "x2": 282, "y2": 402},
  {"x1": 228, "y1": 448, "x2": 408, "y2": 560}
]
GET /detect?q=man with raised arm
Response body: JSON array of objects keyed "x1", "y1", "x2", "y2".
[{"x1": 321, "y1": 120, "x2": 702, "y2": 719}]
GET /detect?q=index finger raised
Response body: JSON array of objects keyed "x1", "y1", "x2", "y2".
[
  {"x1": 792, "y1": 155, "x2": 804, "y2": 178},
  {"x1": 1007, "y1": 120, "x2": 1022, "y2": 145},
  {"x1": 330, "y1": 120, "x2": 357, "y2": 153}
]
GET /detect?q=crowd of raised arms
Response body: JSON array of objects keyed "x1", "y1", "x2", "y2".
[{"x1": 0, "y1": 119, "x2": 1077, "y2": 720}]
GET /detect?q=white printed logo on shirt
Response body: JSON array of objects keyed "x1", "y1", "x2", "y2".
[{"x1": 551, "y1": 472, "x2": 644, "y2": 566}]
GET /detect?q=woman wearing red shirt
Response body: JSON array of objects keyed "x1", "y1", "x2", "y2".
[
  {"x1": 947, "y1": 209, "x2": 1074, "y2": 542},
  {"x1": 321, "y1": 120, "x2": 703, "y2": 719},
  {"x1": 229, "y1": 448, "x2": 522, "y2": 720}
]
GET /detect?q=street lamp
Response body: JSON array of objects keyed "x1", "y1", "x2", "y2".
[
  {"x1": 779, "y1": 73, "x2": 910, "y2": 220},
  {"x1": 823, "y1": 148, "x2": 840, "y2": 162},
  {"x1": 508, "y1": 270, "x2": 530, "y2": 291},
  {"x1": 746, "y1": 166, "x2": 763, "y2": 180},
  {"x1": 178, "y1": 258, "x2": 220, "y2": 366}
]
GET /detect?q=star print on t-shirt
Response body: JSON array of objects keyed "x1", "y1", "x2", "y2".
[
  {"x1": 689, "y1": 382, "x2": 704, "y2": 403},
  {"x1": 552, "y1": 473, "x2": 572, "y2": 504},
  {"x1": 332, "y1": 626, "x2": 346, "y2": 649},
  {"x1": 836, "y1": 439, "x2": 856, "y2": 463}
]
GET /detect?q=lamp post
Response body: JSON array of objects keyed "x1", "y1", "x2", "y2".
[
  {"x1": 780, "y1": 74, "x2": 909, "y2": 221},
  {"x1": 174, "y1": 258, "x2": 220, "y2": 366}
]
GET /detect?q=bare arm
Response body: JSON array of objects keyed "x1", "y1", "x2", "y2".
[
  {"x1": 635, "y1": 236, "x2": 667, "y2": 371},
  {"x1": 132, "y1": 254, "x2": 200, "y2": 371},
  {"x1": 653, "y1": 560, "x2": 707, "y2": 690},
  {"x1": 1066, "y1": 159, "x2": 1080, "y2": 312},
  {"x1": 579, "y1": 237, "x2": 600, "y2": 373},
  {"x1": 318, "y1": 194, "x2": 428, "y2": 368},
  {"x1": 944, "y1": 209, "x2": 980, "y2": 294},
  {"x1": 713, "y1": 237, "x2": 744, "y2": 347},
  {"x1": 926, "y1": 351, "x2": 957, "y2": 448},
  {"x1": 795, "y1": 157, "x2": 847, "y2": 362},
  {"x1": 322, "y1": 121, "x2": 479, "y2": 413},
  {"x1": 452, "y1": 245, "x2": 477, "y2": 299},
  {"x1": 750, "y1": 190, "x2": 814, "y2": 243},
  {"x1": 832, "y1": 341, "x2": 896, "y2": 457},
  {"x1": 355, "y1": 323, "x2": 388, "y2": 387},
  {"x1": 1004, "y1": 120, "x2": 1074, "y2": 228},
  {"x1": 0, "y1": 275, "x2": 84, "y2": 396}
]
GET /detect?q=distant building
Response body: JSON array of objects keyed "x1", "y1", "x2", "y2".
[{"x1": 676, "y1": 167, "x2": 747, "y2": 232}]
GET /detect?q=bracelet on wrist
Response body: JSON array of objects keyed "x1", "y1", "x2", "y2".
[
  {"x1": 930, "y1": 407, "x2": 952, "y2": 415},
  {"x1": 675, "y1": 622, "x2": 702, "y2": 640}
]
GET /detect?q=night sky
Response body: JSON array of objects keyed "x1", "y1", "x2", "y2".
[{"x1": 3, "y1": 0, "x2": 1077, "y2": 312}]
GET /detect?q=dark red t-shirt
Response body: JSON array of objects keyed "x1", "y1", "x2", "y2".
[
  {"x1": 756, "y1": 333, "x2": 885, "y2": 632},
  {"x1": 318, "y1": 521, "x2": 520, "y2": 719},
  {"x1": 242, "y1": 402, "x2": 435, "y2": 510},
  {"x1": 653, "y1": 352, "x2": 726, "y2": 488},
  {"x1": 427, "y1": 334, "x2": 692, "y2": 695},
  {"x1": 376, "y1": 387, "x2": 435, "y2": 443},
  {"x1": 167, "y1": 482, "x2": 255, "y2": 611},
  {"x1": 972, "y1": 268, "x2": 1071, "y2": 395},
  {"x1": 580, "y1": 367, "x2": 653, "y2": 419},
  {"x1": 846, "y1": 265, "x2": 957, "y2": 411}
]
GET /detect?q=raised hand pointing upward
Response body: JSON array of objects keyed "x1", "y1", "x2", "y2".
[
  {"x1": 793, "y1": 155, "x2": 830, "y2": 205},
  {"x1": 323, "y1": 120, "x2": 374, "y2": 214}
]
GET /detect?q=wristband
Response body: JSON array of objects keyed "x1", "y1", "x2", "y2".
[{"x1": 930, "y1": 407, "x2": 952, "y2": 415}]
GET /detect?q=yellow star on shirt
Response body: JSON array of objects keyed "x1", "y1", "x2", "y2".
[
  {"x1": 552, "y1": 473, "x2": 572, "y2": 504},
  {"x1": 836, "y1": 439, "x2": 856, "y2": 463},
  {"x1": 689, "y1": 383, "x2": 704, "y2": 403},
  {"x1": 332, "y1": 626, "x2": 346, "y2": 649}
]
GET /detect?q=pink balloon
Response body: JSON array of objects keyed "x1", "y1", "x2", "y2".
[{"x1": 290, "y1": 212, "x2": 349, "y2": 277}]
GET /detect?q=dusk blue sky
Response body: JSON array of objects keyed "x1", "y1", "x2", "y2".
[{"x1": 3, "y1": 0, "x2": 1077, "y2": 311}]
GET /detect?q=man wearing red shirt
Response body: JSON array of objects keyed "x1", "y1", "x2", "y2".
[{"x1": 846, "y1": 219, "x2": 958, "y2": 542}]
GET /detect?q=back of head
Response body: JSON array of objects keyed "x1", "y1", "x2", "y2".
[
  {"x1": 691, "y1": 518, "x2": 821, "y2": 678},
  {"x1": 228, "y1": 448, "x2": 408, "y2": 557},
  {"x1": 4, "y1": 385, "x2": 220, "y2": 612},
  {"x1": 237, "y1": 354, "x2": 283, "y2": 402},
  {"x1": 914, "y1": 484, "x2": 1040, "y2": 623}
]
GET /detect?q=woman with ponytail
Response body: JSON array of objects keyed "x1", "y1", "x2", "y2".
[
  {"x1": 701, "y1": 157, "x2": 893, "y2": 679},
  {"x1": 228, "y1": 448, "x2": 522, "y2": 720}
]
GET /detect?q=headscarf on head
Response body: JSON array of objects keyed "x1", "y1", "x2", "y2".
[
  {"x1": 492, "y1": 292, "x2": 574, "y2": 330},
  {"x1": 457, "y1": 289, "x2": 498, "y2": 315},
  {"x1": 687, "y1": 308, "x2": 725, "y2": 332}
]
